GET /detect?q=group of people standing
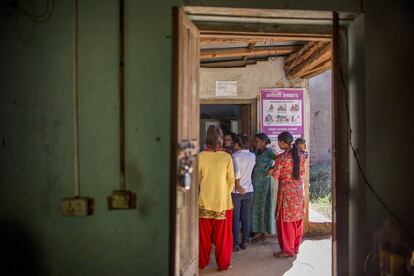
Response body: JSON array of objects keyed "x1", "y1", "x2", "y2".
[{"x1": 198, "y1": 125, "x2": 307, "y2": 271}]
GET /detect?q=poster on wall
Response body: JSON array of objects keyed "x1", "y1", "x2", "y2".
[
  {"x1": 215, "y1": 80, "x2": 237, "y2": 97},
  {"x1": 260, "y1": 88, "x2": 305, "y2": 154}
]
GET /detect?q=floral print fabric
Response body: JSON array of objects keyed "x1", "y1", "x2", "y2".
[{"x1": 273, "y1": 151, "x2": 306, "y2": 222}]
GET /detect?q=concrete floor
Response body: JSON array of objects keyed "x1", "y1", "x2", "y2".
[{"x1": 200, "y1": 237, "x2": 332, "y2": 276}]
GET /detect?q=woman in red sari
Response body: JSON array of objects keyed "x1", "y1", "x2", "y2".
[{"x1": 272, "y1": 131, "x2": 306, "y2": 258}]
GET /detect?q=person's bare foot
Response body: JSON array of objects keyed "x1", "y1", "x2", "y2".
[
  {"x1": 217, "y1": 265, "x2": 232, "y2": 271},
  {"x1": 251, "y1": 233, "x2": 263, "y2": 242},
  {"x1": 273, "y1": 251, "x2": 294, "y2": 258}
]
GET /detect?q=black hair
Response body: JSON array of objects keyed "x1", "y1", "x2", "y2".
[
  {"x1": 278, "y1": 131, "x2": 300, "y2": 180},
  {"x1": 205, "y1": 125, "x2": 223, "y2": 151},
  {"x1": 254, "y1": 133, "x2": 271, "y2": 145},
  {"x1": 234, "y1": 133, "x2": 250, "y2": 149},
  {"x1": 295, "y1": 138, "x2": 306, "y2": 146},
  {"x1": 224, "y1": 132, "x2": 236, "y2": 142}
]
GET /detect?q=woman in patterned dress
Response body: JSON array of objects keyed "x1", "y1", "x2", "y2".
[
  {"x1": 272, "y1": 131, "x2": 306, "y2": 257},
  {"x1": 251, "y1": 133, "x2": 277, "y2": 242}
]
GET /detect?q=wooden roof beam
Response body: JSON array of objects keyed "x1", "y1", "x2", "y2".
[
  {"x1": 301, "y1": 59, "x2": 331, "y2": 79},
  {"x1": 201, "y1": 59, "x2": 259, "y2": 68},
  {"x1": 285, "y1": 41, "x2": 331, "y2": 79},
  {"x1": 201, "y1": 45, "x2": 301, "y2": 61},
  {"x1": 200, "y1": 33, "x2": 331, "y2": 47}
]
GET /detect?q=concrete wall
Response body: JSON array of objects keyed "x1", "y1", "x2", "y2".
[
  {"x1": 1, "y1": 0, "x2": 414, "y2": 275},
  {"x1": 309, "y1": 70, "x2": 332, "y2": 164},
  {"x1": 0, "y1": 1, "x2": 174, "y2": 275},
  {"x1": 200, "y1": 59, "x2": 307, "y2": 99}
]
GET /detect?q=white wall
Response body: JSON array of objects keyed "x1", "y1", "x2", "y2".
[
  {"x1": 309, "y1": 70, "x2": 332, "y2": 164},
  {"x1": 200, "y1": 58, "x2": 307, "y2": 99}
]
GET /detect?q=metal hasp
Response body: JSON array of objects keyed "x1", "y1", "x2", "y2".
[
  {"x1": 177, "y1": 140, "x2": 198, "y2": 191},
  {"x1": 108, "y1": 0, "x2": 136, "y2": 209},
  {"x1": 178, "y1": 155, "x2": 194, "y2": 191},
  {"x1": 62, "y1": 0, "x2": 94, "y2": 216}
]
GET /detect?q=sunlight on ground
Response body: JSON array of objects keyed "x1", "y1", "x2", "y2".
[{"x1": 200, "y1": 237, "x2": 331, "y2": 276}]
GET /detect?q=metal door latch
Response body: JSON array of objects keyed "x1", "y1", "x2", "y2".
[{"x1": 179, "y1": 155, "x2": 193, "y2": 190}]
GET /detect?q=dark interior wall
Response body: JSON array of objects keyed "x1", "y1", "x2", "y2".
[
  {"x1": 347, "y1": 13, "x2": 368, "y2": 274},
  {"x1": 1, "y1": 0, "x2": 413, "y2": 275},
  {"x1": 201, "y1": 104, "x2": 242, "y2": 119},
  {"x1": 348, "y1": 1, "x2": 414, "y2": 274},
  {"x1": 0, "y1": 0, "x2": 175, "y2": 275},
  {"x1": 362, "y1": 0, "x2": 414, "y2": 265},
  {"x1": 363, "y1": 0, "x2": 414, "y2": 230}
]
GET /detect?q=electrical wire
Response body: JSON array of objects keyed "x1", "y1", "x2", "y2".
[
  {"x1": 3, "y1": 0, "x2": 54, "y2": 41},
  {"x1": 16, "y1": 0, "x2": 54, "y2": 23}
]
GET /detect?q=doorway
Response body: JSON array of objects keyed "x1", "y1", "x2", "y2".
[
  {"x1": 171, "y1": 7, "x2": 354, "y2": 276},
  {"x1": 200, "y1": 99, "x2": 257, "y2": 150}
]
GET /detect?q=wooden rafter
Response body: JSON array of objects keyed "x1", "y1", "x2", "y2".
[
  {"x1": 200, "y1": 33, "x2": 330, "y2": 47},
  {"x1": 201, "y1": 59, "x2": 259, "y2": 68},
  {"x1": 244, "y1": 43, "x2": 255, "y2": 59},
  {"x1": 200, "y1": 45, "x2": 300, "y2": 61},
  {"x1": 285, "y1": 42, "x2": 319, "y2": 67},
  {"x1": 284, "y1": 41, "x2": 331, "y2": 79},
  {"x1": 195, "y1": 22, "x2": 332, "y2": 38},
  {"x1": 301, "y1": 59, "x2": 331, "y2": 79}
]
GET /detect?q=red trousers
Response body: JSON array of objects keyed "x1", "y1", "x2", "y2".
[
  {"x1": 199, "y1": 210, "x2": 233, "y2": 270},
  {"x1": 276, "y1": 214, "x2": 303, "y2": 255}
]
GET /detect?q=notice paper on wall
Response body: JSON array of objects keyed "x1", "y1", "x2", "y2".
[
  {"x1": 215, "y1": 80, "x2": 237, "y2": 97},
  {"x1": 260, "y1": 88, "x2": 305, "y2": 154}
]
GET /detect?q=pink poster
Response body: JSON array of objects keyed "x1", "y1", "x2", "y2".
[{"x1": 260, "y1": 88, "x2": 305, "y2": 153}]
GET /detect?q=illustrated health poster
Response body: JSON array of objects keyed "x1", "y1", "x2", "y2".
[{"x1": 260, "y1": 88, "x2": 305, "y2": 154}]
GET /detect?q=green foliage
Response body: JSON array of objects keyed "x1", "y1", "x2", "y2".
[
  {"x1": 310, "y1": 195, "x2": 332, "y2": 220},
  {"x1": 310, "y1": 160, "x2": 332, "y2": 201}
]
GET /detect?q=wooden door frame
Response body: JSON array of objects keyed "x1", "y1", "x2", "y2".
[
  {"x1": 170, "y1": 7, "x2": 200, "y2": 276},
  {"x1": 200, "y1": 98, "x2": 258, "y2": 139},
  {"x1": 171, "y1": 7, "x2": 354, "y2": 276},
  {"x1": 331, "y1": 11, "x2": 350, "y2": 276}
]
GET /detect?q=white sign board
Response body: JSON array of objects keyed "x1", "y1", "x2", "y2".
[{"x1": 215, "y1": 80, "x2": 237, "y2": 97}]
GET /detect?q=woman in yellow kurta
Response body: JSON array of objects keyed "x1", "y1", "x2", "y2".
[{"x1": 199, "y1": 125, "x2": 235, "y2": 271}]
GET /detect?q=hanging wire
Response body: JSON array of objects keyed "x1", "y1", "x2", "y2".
[
  {"x1": 72, "y1": 0, "x2": 80, "y2": 197},
  {"x1": 16, "y1": 0, "x2": 54, "y2": 23},
  {"x1": 3, "y1": 0, "x2": 54, "y2": 41}
]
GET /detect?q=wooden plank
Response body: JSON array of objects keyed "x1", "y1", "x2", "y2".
[
  {"x1": 243, "y1": 43, "x2": 255, "y2": 63},
  {"x1": 171, "y1": 8, "x2": 200, "y2": 276},
  {"x1": 201, "y1": 59, "x2": 258, "y2": 68},
  {"x1": 201, "y1": 33, "x2": 332, "y2": 44},
  {"x1": 285, "y1": 42, "x2": 331, "y2": 79},
  {"x1": 195, "y1": 21, "x2": 332, "y2": 37},
  {"x1": 184, "y1": 6, "x2": 355, "y2": 21},
  {"x1": 301, "y1": 60, "x2": 331, "y2": 79},
  {"x1": 201, "y1": 45, "x2": 300, "y2": 60},
  {"x1": 285, "y1": 42, "x2": 319, "y2": 67}
]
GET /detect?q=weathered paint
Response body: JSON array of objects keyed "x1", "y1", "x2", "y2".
[{"x1": 1, "y1": 0, "x2": 413, "y2": 275}]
